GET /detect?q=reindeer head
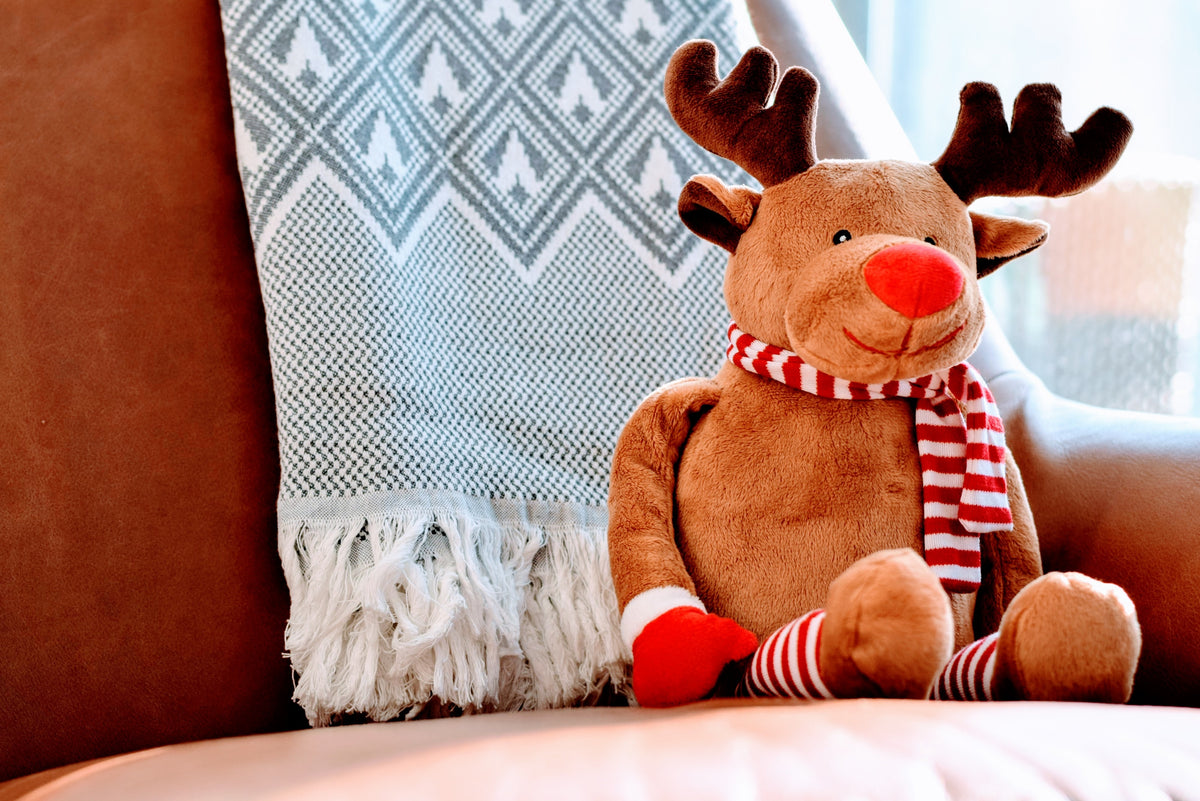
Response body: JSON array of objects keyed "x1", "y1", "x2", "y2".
[{"x1": 668, "y1": 40, "x2": 1132, "y2": 383}]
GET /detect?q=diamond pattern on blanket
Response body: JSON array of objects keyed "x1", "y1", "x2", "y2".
[
  {"x1": 523, "y1": 14, "x2": 639, "y2": 151},
  {"x1": 220, "y1": 0, "x2": 747, "y2": 721},
  {"x1": 333, "y1": 81, "x2": 439, "y2": 225}
]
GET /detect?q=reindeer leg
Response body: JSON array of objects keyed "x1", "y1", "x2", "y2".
[
  {"x1": 936, "y1": 572, "x2": 1140, "y2": 702},
  {"x1": 745, "y1": 549, "x2": 954, "y2": 700},
  {"x1": 933, "y1": 634, "x2": 1001, "y2": 701},
  {"x1": 991, "y1": 572, "x2": 1141, "y2": 703}
]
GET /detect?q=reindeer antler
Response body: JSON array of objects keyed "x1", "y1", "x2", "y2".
[
  {"x1": 933, "y1": 82, "x2": 1133, "y2": 205},
  {"x1": 665, "y1": 40, "x2": 819, "y2": 188}
]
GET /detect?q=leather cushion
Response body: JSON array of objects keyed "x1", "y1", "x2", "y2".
[{"x1": 4, "y1": 701, "x2": 1200, "y2": 800}]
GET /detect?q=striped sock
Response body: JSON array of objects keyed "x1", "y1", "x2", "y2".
[
  {"x1": 933, "y1": 632, "x2": 999, "y2": 701},
  {"x1": 743, "y1": 609, "x2": 835, "y2": 700}
]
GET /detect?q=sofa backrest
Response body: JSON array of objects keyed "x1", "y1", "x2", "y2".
[{"x1": 0, "y1": 0, "x2": 304, "y2": 780}]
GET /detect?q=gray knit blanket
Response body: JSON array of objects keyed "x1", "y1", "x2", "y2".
[{"x1": 220, "y1": 0, "x2": 745, "y2": 723}]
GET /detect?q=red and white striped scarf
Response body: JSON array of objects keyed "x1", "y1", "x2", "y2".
[{"x1": 725, "y1": 323, "x2": 1012, "y2": 593}]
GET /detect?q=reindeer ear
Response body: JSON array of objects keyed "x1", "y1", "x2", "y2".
[
  {"x1": 970, "y1": 211, "x2": 1050, "y2": 277},
  {"x1": 678, "y1": 175, "x2": 761, "y2": 253}
]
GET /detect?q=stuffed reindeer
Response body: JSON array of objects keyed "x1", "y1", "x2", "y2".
[{"x1": 608, "y1": 40, "x2": 1142, "y2": 707}]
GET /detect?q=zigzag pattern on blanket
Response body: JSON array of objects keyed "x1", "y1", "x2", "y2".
[{"x1": 220, "y1": 0, "x2": 747, "y2": 722}]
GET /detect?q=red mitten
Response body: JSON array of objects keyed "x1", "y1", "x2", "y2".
[{"x1": 631, "y1": 606, "x2": 758, "y2": 707}]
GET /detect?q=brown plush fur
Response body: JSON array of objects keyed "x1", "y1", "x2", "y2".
[
  {"x1": 975, "y1": 451, "x2": 1042, "y2": 636},
  {"x1": 677, "y1": 176, "x2": 759, "y2": 254},
  {"x1": 633, "y1": 359, "x2": 1044, "y2": 654},
  {"x1": 971, "y1": 211, "x2": 1049, "y2": 277},
  {"x1": 673, "y1": 362, "x2": 926, "y2": 634},
  {"x1": 727, "y1": 161, "x2": 987, "y2": 384},
  {"x1": 819, "y1": 549, "x2": 953, "y2": 699},
  {"x1": 608, "y1": 377, "x2": 719, "y2": 603},
  {"x1": 608, "y1": 40, "x2": 1140, "y2": 704},
  {"x1": 995, "y1": 572, "x2": 1141, "y2": 701}
]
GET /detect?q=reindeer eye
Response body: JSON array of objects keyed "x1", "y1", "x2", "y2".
[
  {"x1": 924, "y1": 236, "x2": 937, "y2": 245},
  {"x1": 833, "y1": 229, "x2": 852, "y2": 245}
]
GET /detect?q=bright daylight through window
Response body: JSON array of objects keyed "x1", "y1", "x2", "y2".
[{"x1": 835, "y1": 0, "x2": 1200, "y2": 415}]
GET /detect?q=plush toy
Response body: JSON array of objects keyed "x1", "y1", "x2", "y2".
[{"x1": 607, "y1": 40, "x2": 1142, "y2": 708}]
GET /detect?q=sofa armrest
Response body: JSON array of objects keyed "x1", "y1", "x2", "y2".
[
  {"x1": 745, "y1": 0, "x2": 915, "y2": 161},
  {"x1": 976, "y1": 321, "x2": 1200, "y2": 706}
]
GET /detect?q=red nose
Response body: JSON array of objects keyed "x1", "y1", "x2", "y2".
[{"x1": 863, "y1": 242, "x2": 964, "y2": 319}]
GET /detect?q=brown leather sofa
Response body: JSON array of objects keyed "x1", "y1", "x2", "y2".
[{"x1": 4, "y1": 1, "x2": 1200, "y2": 798}]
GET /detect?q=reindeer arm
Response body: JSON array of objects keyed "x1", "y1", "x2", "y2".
[
  {"x1": 608, "y1": 376, "x2": 762, "y2": 707},
  {"x1": 974, "y1": 449, "x2": 1043, "y2": 636},
  {"x1": 608, "y1": 377, "x2": 721, "y2": 614}
]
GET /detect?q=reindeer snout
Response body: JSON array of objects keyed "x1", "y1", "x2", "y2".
[{"x1": 863, "y1": 242, "x2": 964, "y2": 319}]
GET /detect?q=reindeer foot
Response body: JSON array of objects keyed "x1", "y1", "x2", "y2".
[
  {"x1": 818, "y1": 548, "x2": 954, "y2": 699},
  {"x1": 994, "y1": 572, "x2": 1141, "y2": 703}
]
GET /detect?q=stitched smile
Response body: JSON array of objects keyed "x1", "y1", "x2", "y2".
[{"x1": 843, "y1": 323, "x2": 965, "y2": 358}]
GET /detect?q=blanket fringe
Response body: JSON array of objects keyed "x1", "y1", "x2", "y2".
[{"x1": 279, "y1": 510, "x2": 630, "y2": 725}]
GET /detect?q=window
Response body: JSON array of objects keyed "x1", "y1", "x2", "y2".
[{"x1": 835, "y1": 0, "x2": 1200, "y2": 414}]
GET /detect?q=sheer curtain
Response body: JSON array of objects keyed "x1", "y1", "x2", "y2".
[{"x1": 834, "y1": 0, "x2": 1200, "y2": 415}]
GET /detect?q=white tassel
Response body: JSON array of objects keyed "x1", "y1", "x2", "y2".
[{"x1": 278, "y1": 508, "x2": 630, "y2": 726}]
